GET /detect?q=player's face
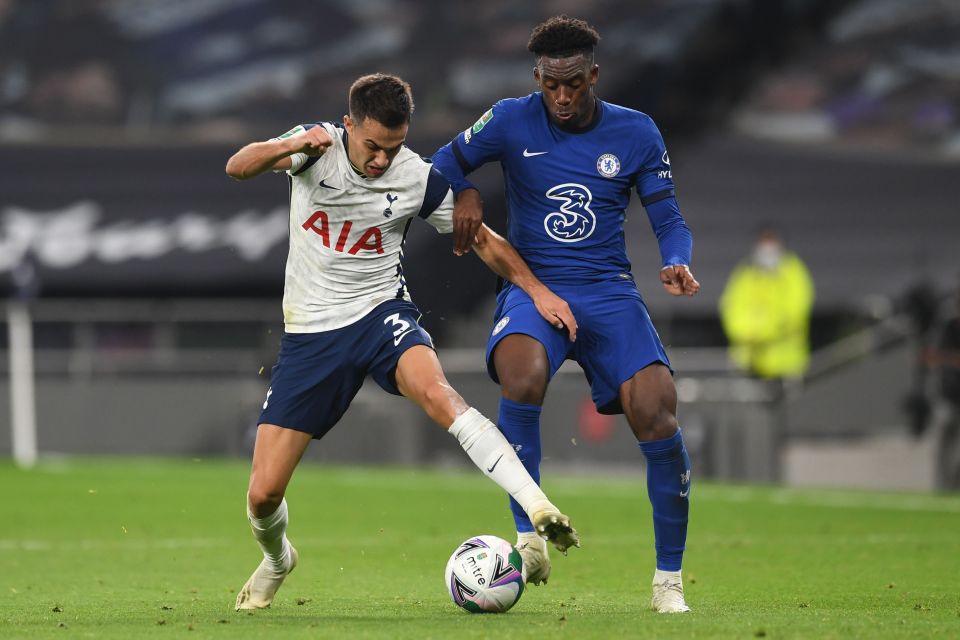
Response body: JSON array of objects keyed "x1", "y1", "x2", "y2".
[
  {"x1": 343, "y1": 115, "x2": 408, "y2": 178},
  {"x1": 535, "y1": 54, "x2": 598, "y2": 130}
]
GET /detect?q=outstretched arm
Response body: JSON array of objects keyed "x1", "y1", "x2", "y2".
[
  {"x1": 225, "y1": 126, "x2": 332, "y2": 180},
  {"x1": 645, "y1": 196, "x2": 700, "y2": 296},
  {"x1": 470, "y1": 224, "x2": 577, "y2": 341}
]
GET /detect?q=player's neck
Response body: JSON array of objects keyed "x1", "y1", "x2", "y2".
[
  {"x1": 579, "y1": 96, "x2": 598, "y2": 129},
  {"x1": 342, "y1": 127, "x2": 369, "y2": 178},
  {"x1": 348, "y1": 160, "x2": 367, "y2": 178}
]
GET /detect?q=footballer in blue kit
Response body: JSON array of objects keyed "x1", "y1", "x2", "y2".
[{"x1": 432, "y1": 16, "x2": 701, "y2": 613}]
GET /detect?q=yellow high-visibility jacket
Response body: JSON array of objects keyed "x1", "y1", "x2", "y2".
[{"x1": 719, "y1": 253, "x2": 814, "y2": 378}]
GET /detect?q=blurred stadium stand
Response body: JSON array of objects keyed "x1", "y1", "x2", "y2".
[
  {"x1": 2, "y1": 0, "x2": 960, "y2": 489},
  {"x1": 734, "y1": 0, "x2": 960, "y2": 157}
]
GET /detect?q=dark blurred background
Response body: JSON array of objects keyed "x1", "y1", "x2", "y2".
[{"x1": 2, "y1": 0, "x2": 960, "y2": 490}]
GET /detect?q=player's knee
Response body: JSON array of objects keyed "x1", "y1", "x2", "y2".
[
  {"x1": 417, "y1": 382, "x2": 463, "y2": 426},
  {"x1": 247, "y1": 485, "x2": 284, "y2": 516},
  {"x1": 499, "y1": 372, "x2": 548, "y2": 405},
  {"x1": 493, "y1": 338, "x2": 549, "y2": 404},
  {"x1": 626, "y1": 401, "x2": 678, "y2": 442}
]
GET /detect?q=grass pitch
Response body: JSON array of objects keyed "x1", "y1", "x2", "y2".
[{"x1": 1, "y1": 458, "x2": 958, "y2": 639}]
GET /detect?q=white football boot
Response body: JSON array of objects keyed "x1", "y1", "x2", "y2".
[
  {"x1": 651, "y1": 569, "x2": 691, "y2": 613},
  {"x1": 235, "y1": 544, "x2": 299, "y2": 610},
  {"x1": 516, "y1": 531, "x2": 551, "y2": 585},
  {"x1": 529, "y1": 507, "x2": 580, "y2": 553}
]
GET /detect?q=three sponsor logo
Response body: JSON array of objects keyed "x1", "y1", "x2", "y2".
[{"x1": 543, "y1": 183, "x2": 596, "y2": 243}]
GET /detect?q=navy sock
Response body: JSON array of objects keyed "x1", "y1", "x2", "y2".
[
  {"x1": 638, "y1": 429, "x2": 691, "y2": 571},
  {"x1": 497, "y1": 398, "x2": 543, "y2": 533}
]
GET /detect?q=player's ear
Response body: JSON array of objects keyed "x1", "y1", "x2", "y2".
[
  {"x1": 533, "y1": 66, "x2": 540, "y2": 83},
  {"x1": 343, "y1": 114, "x2": 352, "y2": 132},
  {"x1": 590, "y1": 64, "x2": 599, "y2": 84}
]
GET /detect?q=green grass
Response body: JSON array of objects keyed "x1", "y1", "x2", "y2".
[{"x1": 1, "y1": 458, "x2": 959, "y2": 639}]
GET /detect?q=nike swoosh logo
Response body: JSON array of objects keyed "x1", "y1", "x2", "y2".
[
  {"x1": 318, "y1": 179, "x2": 339, "y2": 189},
  {"x1": 486, "y1": 454, "x2": 504, "y2": 473},
  {"x1": 393, "y1": 329, "x2": 414, "y2": 346},
  {"x1": 680, "y1": 489, "x2": 689, "y2": 498},
  {"x1": 523, "y1": 149, "x2": 548, "y2": 157}
]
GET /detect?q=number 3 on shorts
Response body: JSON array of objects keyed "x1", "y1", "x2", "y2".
[{"x1": 384, "y1": 313, "x2": 413, "y2": 347}]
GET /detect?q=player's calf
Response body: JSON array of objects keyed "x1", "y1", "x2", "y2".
[{"x1": 448, "y1": 408, "x2": 581, "y2": 553}]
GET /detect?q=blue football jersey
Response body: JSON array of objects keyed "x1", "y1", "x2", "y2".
[{"x1": 432, "y1": 94, "x2": 691, "y2": 285}]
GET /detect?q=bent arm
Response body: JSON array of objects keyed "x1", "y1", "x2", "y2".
[
  {"x1": 226, "y1": 126, "x2": 332, "y2": 180},
  {"x1": 470, "y1": 224, "x2": 577, "y2": 340},
  {"x1": 432, "y1": 139, "x2": 477, "y2": 195},
  {"x1": 225, "y1": 139, "x2": 297, "y2": 180},
  {"x1": 433, "y1": 142, "x2": 483, "y2": 254}
]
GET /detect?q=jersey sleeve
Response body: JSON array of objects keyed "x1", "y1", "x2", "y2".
[
  {"x1": 633, "y1": 115, "x2": 675, "y2": 207},
  {"x1": 631, "y1": 115, "x2": 692, "y2": 266},
  {"x1": 418, "y1": 166, "x2": 454, "y2": 233},
  {"x1": 645, "y1": 196, "x2": 692, "y2": 267},
  {"x1": 431, "y1": 101, "x2": 511, "y2": 194}
]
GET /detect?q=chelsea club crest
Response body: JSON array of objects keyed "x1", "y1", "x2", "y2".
[{"x1": 596, "y1": 153, "x2": 620, "y2": 178}]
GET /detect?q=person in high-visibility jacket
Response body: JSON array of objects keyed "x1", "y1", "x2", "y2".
[{"x1": 719, "y1": 227, "x2": 814, "y2": 379}]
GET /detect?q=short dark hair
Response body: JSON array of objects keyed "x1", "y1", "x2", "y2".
[
  {"x1": 527, "y1": 15, "x2": 600, "y2": 59},
  {"x1": 348, "y1": 74, "x2": 414, "y2": 128}
]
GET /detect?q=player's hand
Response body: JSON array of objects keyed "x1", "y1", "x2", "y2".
[
  {"x1": 531, "y1": 287, "x2": 577, "y2": 341},
  {"x1": 291, "y1": 127, "x2": 333, "y2": 156},
  {"x1": 453, "y1": 189, "x2": 483, "y2": 256},
  {"x1": 660, "y1": 264, "x2": 700, "y2": 297}
]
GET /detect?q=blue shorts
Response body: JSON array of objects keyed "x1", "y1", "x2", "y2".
[
  {"x1": 259, "y1": 299, "x2": 434, "y2": 438},
  {"x1": 485, "y1": 277, "x2": 671, "y2": 415}
]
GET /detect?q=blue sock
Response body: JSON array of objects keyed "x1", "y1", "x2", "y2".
[
  {"x1": 497, "y1": 398, "x2": 542, "y2": 533},
  {"x1": 638, "y1": 429, "x2": 691, "y2": 571}
]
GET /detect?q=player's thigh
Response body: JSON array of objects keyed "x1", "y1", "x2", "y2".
[
  {"x1": 248, "y1": 423, "x2": 313, "y2": 507},
  {"x1": 369, "y1": 300, "x2": 442, "y2": 397},
  {"x1": 363, "y1": 300, "x2": 463, "y2": 427},
  {"x1": 619, "y1": 363, "x2": 678, "y2": 441},
  {"x1": 492, "y1": 334, "x2": 552, "y2": 404},
  {"x1": 259, "y1": 332, "x2": 367, "y2": 437},
  {"x1": 394, "y1": 345, "x2": 467, "y2": 428},
  {"x1": 576, "y1": 285, "x2": 671, "y2": 416},
  {"x1": 485, "y1": 285, "x2": 572, "y2": 401}
]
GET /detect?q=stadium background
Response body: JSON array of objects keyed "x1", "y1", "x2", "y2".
[{"x1": 1, "y1": 0, "x2": 959, "y2": 490}]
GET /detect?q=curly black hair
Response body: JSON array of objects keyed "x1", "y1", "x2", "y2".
[
  {"x1": 349, "y1": 73, "x2": 414, "y2": 128},
  {"x1": 527, "y1": 15, "x2": 600, "y2": 58}
]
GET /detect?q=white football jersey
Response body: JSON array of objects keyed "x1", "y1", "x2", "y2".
[{"x1": 276, "y1": 122, "x2": 454, "y2": 332}]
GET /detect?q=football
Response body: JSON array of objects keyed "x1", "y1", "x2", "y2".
[{"x1": 444, "y1": 535, "x2": 525, "y2": 613}]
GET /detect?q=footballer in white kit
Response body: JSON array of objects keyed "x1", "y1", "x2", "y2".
[
  {"x1": 260, "y1": 119, "x2": 458, "y2": 436},
  {"x1": 226, "y1": 74, "x2": 580, "y2": 612},
  {"x1": 279, "y1": 120, "x2": 454, "y2": 334}
]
